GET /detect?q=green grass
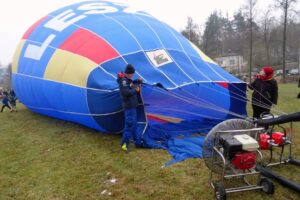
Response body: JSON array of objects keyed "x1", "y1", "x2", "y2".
[{"x1": 0, "y1": 83, "x2": 299, "y2": 200}]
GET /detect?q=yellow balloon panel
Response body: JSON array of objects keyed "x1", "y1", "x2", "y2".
[{"x1": 44, "y1": 49, "x2": 98, "y2": 87}]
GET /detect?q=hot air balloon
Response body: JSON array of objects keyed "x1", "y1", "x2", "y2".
[{"x1": 12, "y1": 1, "x2": 247, "y2": 163}]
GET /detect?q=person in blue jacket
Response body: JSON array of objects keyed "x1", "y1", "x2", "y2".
[
  {"x1": 117, "y1": 64, "x2": 142, "y2": 152},
  {"x1": 8, "y1": 89, "x2": 17, "y2": 112},
  {"x1": 1, "y1": 89, "x2": 12, "y2": 112}
]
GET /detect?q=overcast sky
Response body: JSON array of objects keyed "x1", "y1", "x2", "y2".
[{"x1": 0, "y1": 0, "x2": 279, "y2": 65}]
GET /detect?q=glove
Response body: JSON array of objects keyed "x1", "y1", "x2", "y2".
[
  {"x1": 136, "y1": 78, "x2": 143, "y2": 84},
  {"x1": 135, "y1": 86, "x2": 140, "y2": 93}
]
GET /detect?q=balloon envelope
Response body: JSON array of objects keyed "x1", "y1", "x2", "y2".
[{"x1": 12, "y1": 1, "x2": 247, "y2": 154}]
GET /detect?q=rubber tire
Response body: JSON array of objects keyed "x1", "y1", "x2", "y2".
[
  {"x1": 214, "y1": 183, "x2": 226, "y2": 200},
  {"x1": 260, "y1": 177, "x2": 275, "y2": 194}
]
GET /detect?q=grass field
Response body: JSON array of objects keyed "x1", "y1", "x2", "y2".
[{"x1": 0, "y1": 83, "x2": 299, "y2": 200}]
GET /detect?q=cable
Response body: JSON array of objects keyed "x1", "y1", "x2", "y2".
[{"x1": 144, "y1": 84, "x2": 247, "y2": 119}]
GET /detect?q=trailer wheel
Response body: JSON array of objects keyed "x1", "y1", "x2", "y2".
[
  {"x1": 260, "y1": 178, "x2": 275, "y2": 194},
  {"x1": 214, "y1": 183, "x2": 226, "y2": 200}
]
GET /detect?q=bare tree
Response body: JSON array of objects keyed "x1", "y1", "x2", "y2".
[
  {"x1": 275, "y1": 0, "x2": 298, "y2": 82},
  {"x1": 244, "y1": 0, "x2": 257, "y2": 82},
  {"x1": 262, "y1": 9, "x2": 274, "y2": 65},
  {"x1": 197, "y1": 1, "x2": 299, "y2": 76}
]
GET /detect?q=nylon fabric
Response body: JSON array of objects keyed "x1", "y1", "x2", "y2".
[{"x1": 12, "y1": 1, "x2": 247, "y2": 166}]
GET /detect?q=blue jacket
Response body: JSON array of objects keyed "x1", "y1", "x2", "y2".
[
  {"x1": 2, "y1": 95, "x2": 9, "y2": 105},
  {"x1": 117, "y1": 73, "x2": 140, "y2": 110},
  {"x1": 8, "y1": 95, "x2": 17, "y2": 103}
]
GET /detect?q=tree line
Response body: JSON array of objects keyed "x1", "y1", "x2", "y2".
[{"x1": 181, "y1": 0, "x2": 299, "y2": 82}]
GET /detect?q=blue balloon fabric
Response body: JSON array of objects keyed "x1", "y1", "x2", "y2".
[{"x1": 12, "y1": 1, "x2": 247, "y2": 165}]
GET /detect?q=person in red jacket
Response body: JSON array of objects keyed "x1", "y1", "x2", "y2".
[{"x1": 248, "y1": 66, "x2": 278, "y2": 118}]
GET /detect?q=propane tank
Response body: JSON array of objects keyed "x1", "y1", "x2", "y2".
[
  {"x1": 259, "y1": 132, "x2": 285, "y2": 149},
  {"x1": 272, "y1": 132, "x2": 284, "y2": 145},
  {"x1": 259, "y1": 133, "x2": 270, "y2": 150}
]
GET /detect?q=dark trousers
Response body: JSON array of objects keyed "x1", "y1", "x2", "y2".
[
  {"x1": 252, "y1": 104, "x2": 270, "y2": 119},
  {"x1": 1, "y1": 104, "x2": 11, "y2": 112},
  {"x1": 297, "y1": 92, "x2": 300, "y2": 99},
  {"x1": 122, "y1": 108, "x2": 137, "y2": 147}
]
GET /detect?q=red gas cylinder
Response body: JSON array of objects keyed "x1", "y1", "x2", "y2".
[
  {"x1": 231, "y1": 152, "x2": 256, "y2": 170},
  {"x1": 259, "y1": 133, "x2": 270, "y2": 150},
  {"x1": 272, "y1": 132, "x2": 284, "y2": 145}
]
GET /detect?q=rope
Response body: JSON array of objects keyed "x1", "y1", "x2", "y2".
[
  {"x1": 181, "y1": 83, "x2": 286, "y2": 115},
  {"x1": 145, "y1": 85, "x2": 247, "y2": 119},
  {"x1": 142, "y1": 81, "x2": 286, "y2": 122}
]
